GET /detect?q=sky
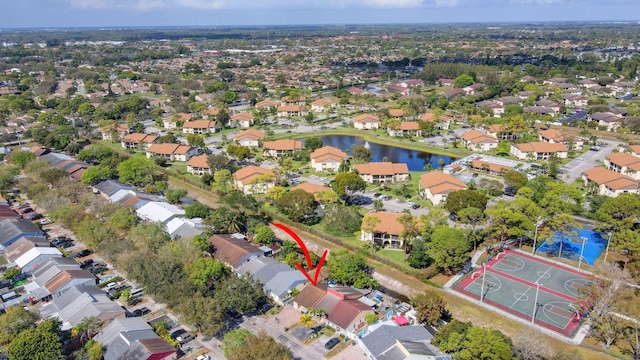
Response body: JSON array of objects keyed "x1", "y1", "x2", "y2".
[{"x1": 2, "y1": 0, "x2": 640, "y2": 28}]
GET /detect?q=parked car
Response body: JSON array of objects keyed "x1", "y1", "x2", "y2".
[
  {"x1": 325, "y1": 337, "x2": 340, "y2": 350},
  {"x1": 72, "y1": 249, "x2": 92, "y2": 258},
  {"x1": 410, "y1": 204, "x2": 421, "y2": 209},
  {"x1": 57, "y1": 241, "x2": 74, "y2": 249},
  {"x1": 382, "y1": 195, "x2": 392, "y2": 201},
  {"x1": 195, "y1": 355, "x2": 211, "y2": 360},
  {"x1": 19, "y1": 208, "x2": 33, "y2": 216},
  {"x1": 171, "y1": 328, "x2": 186, "y2": 340},
  {"x1": 590, "y1": 146, "x2": 601, "y2": 151},
  {"x1": 26, "y1": 213, "x2": 43, "y2": 221},
  {"x1": 373, "y1": 193, "x2": 382, "y2": 198},
  {"x1": 52, "y1": 238, "x2": 71, "y2": 247},
  {"x1": 79, "y1": 259, "x2": 94, "y2": 269},
  {"x1": 130, "y1": 307, "x2": 151, "y2": 317},
  {"x1": 504, "y1": 187, "x2": 518, "y2": 197},
  {"x1": 40, "y1": 219, "x2": 51, "y2": 225},
  {"x1": 406, "y1": 202, "x2": 415, "y2": 208},
  {"x1": 178, "y1": 333, "x2": 196, "y2": 344},
  {"x1": 17, "y1": 203, "x2": 30, "y2": 209}
]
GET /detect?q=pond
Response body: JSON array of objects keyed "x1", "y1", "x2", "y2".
[{"x1": 312, "y1": 135, "x2": 455, "y2": 171}]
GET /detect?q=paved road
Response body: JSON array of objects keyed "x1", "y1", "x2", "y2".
[{"x1": 560, "y1": 140, "x2": 621, "y2": 183}]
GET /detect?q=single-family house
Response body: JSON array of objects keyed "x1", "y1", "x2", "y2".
[
  {"x1": 524, "y1": 106, "x2": 556, "y2": 116},
  {"x1": 92, "y1": 180, "x2": 134, "y2": 200},
  {"x1": 359, "y1": 322, "x2": 449, "y2": 360},
  {"x1": 535, "y1": 100, "x2": 562, "y2": 113},
  {"x1": 463, "y1": 83, "x2": 483, "y2": 96},
  {"x1": 629, "y1": 145, "x2": 640, "y2": 157},
  {"x1": 510, "y1": 142, "x2": 568, "y2": 160},
  {"x1": 39, "y1": 285, "x2": 126, "y2": 331},
  {"x1": 354, "y1": 162, "x2": 409, "y2": 184},
  {"x1": 186, "y1": 155, "x2": 211, "y2": 176},
  {"x1": 387, "y1": 121, "x2": 422, "y2": 137},
  {"x1": 4, "y1": 237, "x2": 50, "y2": 264},
  {"x1": 461, "y1": 130, "x2": 498, "y2": 152},
  {"x1": 494, "y1": 96, "x2": 522, "y2": 107},
  {"x1": 437, "y1": 78, "x2": 454, "y2": 87},
  {"x1": 0, "y1": 218, "x2": 46, "y2": 250},
  {"x1": 263, "y1": 140, "x2": 303, "y2": 158},
  {"x1": 418, "y1": 172, "x2": 467, "y2": 206},
  {"x1": 387, "y1": 109, "x2": 405, "y2": 119},
  {"x1": 605, "y1": 152, "x2": 640, "y2": 180},
  {"x1": 562, "y1": 94, "x2": 588, "y2": 107},
  {"x1": 348, "y1": 87, "x2": 368, "y2": 95},
  {"x1": 145, "y1": 143, "x2": 199, "y2": 162},
  {"x1": 293, "y1": 284, "x2": 374, "y2": 340},
  {"x1": 121, "y1": 133, "x2": 158, "y2": 150},
  {"x1": 229, "y1": 112, "x2": 255, "y2": 128},
  {"x1": 165, "y1": 217, "x2": 204, "y2": 240},
  {"x1": 360, "y1": 212, "x2": 406, "y2": 248},
  {"x1": 136, "y1": 201, "x2": 185, "y2": 224},
  {"x1": 43, "y1": 269, "x2": 97, "y2": 299},
  {"x1": 28, "y1": 257, "x2": 82, "y2": 300},
  {"x1": 237, "y1": 257, "x2": 308, "y2": 305},
  {"x1": 589, "y1": 112, "x2": 624, "y2": 131},
  {"x1": 277, "y1": 105, "x2": 306, "y2": 117},
  {"x1": 14, "y1": 247, "x2": 62, "y2": 273},
  {"x1": 207, "y1": 233, "x2": 264, "y2": 269},
  {"x1": 582, "y1": 167, "x2": 639, "y2": 197},
  {"x1": 353, "y1": 114, "x2": 380, "y2": 130},
  {"x1": 234, "y1": 128, "x2": 265, "y2": 147},
  {"x1": 310, "y1": 146, "x2": 348, "y2": 172},
  {"x1": 181, "y1": 120, "x2": 219, "y2": 134},
  {"x1": 233, "y1": 166, "x2": 275, "y2": 195},
  {"x1": 94, "y1": 318, "x2": 177, "y2": 360}
]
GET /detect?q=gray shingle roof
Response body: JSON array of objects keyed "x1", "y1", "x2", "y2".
[
  {"x1": 92, "y1": 180, "x2": 134, "y2": 198},
  {"x1": 361, "y1": 324, "x2": 436, "y2": 359},
  {"x1": 94, "y1": 318, "x2": 158, "y2": 360},
  {"x1": 0, "y1": 218, "x2": 45, "y2": 248},
  {"x1": 237, "y1": 257, "x2": 307, "y2": 298},
  {"x1": 32, "y1": 257, "x2": 80, "y2": 287}
]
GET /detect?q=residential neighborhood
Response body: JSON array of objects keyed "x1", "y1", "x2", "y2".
[{"x1": 0, "y1": 20, "x2": 639, "y2": 360}]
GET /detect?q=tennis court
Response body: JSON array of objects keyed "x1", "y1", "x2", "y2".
[
  {"x1": 537, "y1": 229, "x2": 608, "y2": 265},
  {"x1": 454, "y1": 250, "x2": 591, "y2": 337}
]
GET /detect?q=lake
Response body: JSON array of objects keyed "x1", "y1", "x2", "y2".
[{"x1": 312, "y1": 135, "x2": 455, "y2": 171}]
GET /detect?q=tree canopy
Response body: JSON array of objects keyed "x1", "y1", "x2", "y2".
[
  {"x1": 444, "y1": 189, "x2": 487, "y2": 214},
  {"x1": 327, "y1": 250, "x2": 378, "y2": 288}
]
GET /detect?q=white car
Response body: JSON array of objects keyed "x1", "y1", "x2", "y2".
[
  {"x1": 196, "y1": 355, "x2": 211, "y2": 360},
  {"x1": 40, "y1": 219, "x2": 51, "y2": 225},
  {"x1": 406, "y1": 202, "x2": 415, "y2": 208}
]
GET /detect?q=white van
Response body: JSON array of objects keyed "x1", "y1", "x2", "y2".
[{"x1": 130, "y1": 287, "x2": 144, "y2": 297}]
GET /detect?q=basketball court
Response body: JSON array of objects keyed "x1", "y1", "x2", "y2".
[{"x1": 453, "y1": 249, "x2": 591, "y2": 337}]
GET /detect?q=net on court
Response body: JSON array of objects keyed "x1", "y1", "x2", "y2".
[{"x1": 453, "y1": 250, "x2": 591, "y2": 337}]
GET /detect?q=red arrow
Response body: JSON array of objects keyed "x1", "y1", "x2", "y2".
[{"x1": 273, "y1": 223, "x2": 328, "y2": 286}]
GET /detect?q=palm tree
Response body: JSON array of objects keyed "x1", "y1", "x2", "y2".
[
  {"x1": 299, "y1": 313, "x2": 314, "y2": 328},
  {"x1": 373, "y1": 199, "x2": 384, "y2": 212}
]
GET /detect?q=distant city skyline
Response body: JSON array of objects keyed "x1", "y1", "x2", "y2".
[{"x1": 2, "y1": 1, "x2": 639, "y2": 29}]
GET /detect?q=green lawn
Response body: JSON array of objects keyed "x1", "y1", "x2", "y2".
[{"x1": 377, "y1": 249, "x2": 407, "y2": 264}]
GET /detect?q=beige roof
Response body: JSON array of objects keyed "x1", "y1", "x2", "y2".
[
  {"x1": 311, "y1": 99, "x2": 335, "y2": 107},
  {"x1": 420, "y1": 113, "x2": 435, "y2": 122},
  {"x1": 539, "y1": 128, "x2": 577, "y2": 143},
  {"x1": 233, "y1": 165, "x2": 274, "y2": 185},
  {"x1": 471, "y1": 159, "x2": 511, "y2": 173},
  {"x1": 583, "y1": 167, "x2": 639, "y2": 190},
  {"x1": 353, "y1": 114, "x2": 380, "y2": 123},
  {"x1": 277, "y1": 105, "x2": 303, "y2": 112},
  {"x1": 311, "y1": 146, "x2": 348, "y2": 162},
  {"x1": 399, "y1": 122, "x2": 420, "y2": 131},
  {"x1": 419, "y1": 171, "x2": 467, "y2": 195},
  {"x1": 187, "y1": 155, "x2": 209, "y2": 168},
  {"x1": 462, "y1": 130, "x2": 498, "y2": 144},
  {"x1": 182, "y1": 120, "x2": 217, "y2": 129},
  {"x1": 606, "y1": 152, "x2": 640, "y2": 170},
  {"x1": 255, "y1": 99, "x2": 278, "y2": 107},
  {"x1": 146, "y1": 143, "x2": 193, "y2": 155},
  {"x1": 388, "y1": 109, "x2": 405, "y2": 117},
  {"x1": 123, "y1": 133, "x2": 158, "y2": 144},
  {"x1": 486, "y1": 124, "x2": 504, "y2": 133},
  {"x1": 354, "y1": 162, "x2": 409, "y2": 176},
  {"x1": 513, "y1": 142, "x2": 568, "y2": 153},
  {"x1": 204, "y1": 108, "x2": 221, "y2": 116},
  {"x1": 234, "y1": 128, "x2": 265, "y2": 141},
  {"x1": 263, "y1": 139, "x2": 303, "y2": 151},
  {"x1": 629, "y1": 145, "x2": 640, "y2": 154},
  {"x1": 291, "y1": 183, "x2": 334, "y2": 200},
  {"x1": 362, "y1": 212, "x2": 405, "y2": 236},
  {"x1": 231, "y1": 112, "x2": 254, "y2": 121}
]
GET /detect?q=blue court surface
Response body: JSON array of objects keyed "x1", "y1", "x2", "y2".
[{"x1": 537, "y1": 229, "x2": 608, "y2": 265}]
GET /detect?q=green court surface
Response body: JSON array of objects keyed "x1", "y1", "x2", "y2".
[{"x1": 454, "y1": 250, "x2": 590, "y2": 337}]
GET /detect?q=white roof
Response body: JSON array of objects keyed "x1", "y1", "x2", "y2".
[
  {"x1": 15, "y1": 247, "x2": 62, "y2": 268},
  {"x1": 135, "y1": 201, "x2": 185, "y2": 223},
  {"x1": 165, "y1": 217, "x2": 202, "y2": 234}
]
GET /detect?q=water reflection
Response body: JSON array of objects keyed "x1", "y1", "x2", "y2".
[{"x1": 313, "y1": 135, "x2": 455, "y2": 171}]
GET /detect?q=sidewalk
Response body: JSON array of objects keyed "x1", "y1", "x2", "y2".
[{"x1": 444, "y1": 248, "x2": 485, "y2": 289}]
